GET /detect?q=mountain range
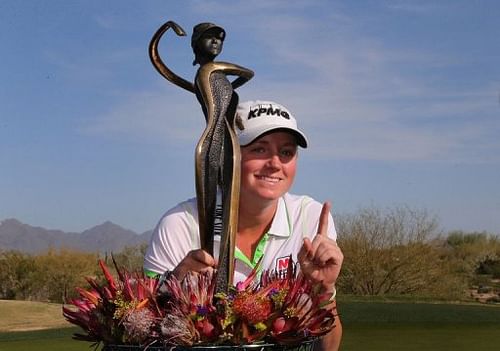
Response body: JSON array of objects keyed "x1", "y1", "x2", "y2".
[{"x1": 0, "y1": 218, "x2": 152, "y2": 253}]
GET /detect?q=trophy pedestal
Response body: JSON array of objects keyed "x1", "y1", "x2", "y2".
[{"x1": 102, "y1": 339, "x2": 317, "y2": 351}]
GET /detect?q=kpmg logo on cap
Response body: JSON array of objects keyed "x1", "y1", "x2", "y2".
[{"x1": 248, "y1": 104, "x2": 290, "y2": 120}]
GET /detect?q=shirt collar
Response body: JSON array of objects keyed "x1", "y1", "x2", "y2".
[{"x1": 267, "y1": 197, "x2": 291, "y2": 238}]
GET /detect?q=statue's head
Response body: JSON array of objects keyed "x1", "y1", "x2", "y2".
[{"x1": 191, "y1": 22, "x2": 226, "y2": 65}]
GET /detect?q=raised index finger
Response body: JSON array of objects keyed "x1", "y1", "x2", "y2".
[{"x1": 317, "y1": 201, "x2": 331, "y2": 236}]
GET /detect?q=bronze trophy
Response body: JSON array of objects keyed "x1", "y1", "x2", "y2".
[{"x1": 149, "y1": 21, "x2": 253, "y2": 294}]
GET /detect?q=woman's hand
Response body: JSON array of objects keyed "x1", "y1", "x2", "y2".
[
  {"x1": 298, "y1": 202, "x2": 343, "y2": 291},
  {"x1": 172, "y1": 249, "x2": 217, "y2": 281}
]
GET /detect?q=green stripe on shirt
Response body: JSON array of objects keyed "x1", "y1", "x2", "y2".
[
  {"x1": 234, "y1": 233, "x2": 269, "y2": 269},
  {"x1": 144, "y1": 269, "x2": 160, "y2": 279}
]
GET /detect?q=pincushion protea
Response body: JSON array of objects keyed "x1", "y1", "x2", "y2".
[
  {"x1": 63, "y1": 256, "x2": 336, "y2": 348},
  {"x1": 62, "y1": 259, "x2": 160, "y2": 346}
]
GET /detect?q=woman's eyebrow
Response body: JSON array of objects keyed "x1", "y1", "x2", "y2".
[{"x1": 252, "y1": 140, "x2": 270, "y2": 146}]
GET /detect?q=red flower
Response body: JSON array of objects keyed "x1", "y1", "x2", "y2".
[{"x1": 232, "y1": 291, "x2": 272, "y2": 324}]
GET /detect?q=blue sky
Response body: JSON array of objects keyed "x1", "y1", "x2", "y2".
[{"x1": 1, "y1": 1, "x2": 499, "y2": 234}]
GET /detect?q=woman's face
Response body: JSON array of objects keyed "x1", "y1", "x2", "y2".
[
  {"x1": 240, "y1": 131, "x2": 298, "y2": 204},
  {"x1": 199, "y1": 30, "x2": 224, "y2": 57}
]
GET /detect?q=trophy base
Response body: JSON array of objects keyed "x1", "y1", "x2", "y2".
[{"x1": 102, "y1": 339, "x2": 317, "y2": 351}]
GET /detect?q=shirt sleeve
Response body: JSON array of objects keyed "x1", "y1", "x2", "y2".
[{"x1": 143, "y1": 199, "x2": 200, "y2": 275}]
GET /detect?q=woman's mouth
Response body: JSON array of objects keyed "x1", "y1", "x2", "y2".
[{"x1": 255, "y1": 175, "x2": 281, "y2": 183}]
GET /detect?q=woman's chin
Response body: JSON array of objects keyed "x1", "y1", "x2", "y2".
[{"x1": 254, "y1": 189, "x2": 286, "y2": 201}]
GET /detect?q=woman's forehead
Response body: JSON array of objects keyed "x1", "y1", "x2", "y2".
[{"x1": 251, "y1": 131, "x2": 298, "y2": 145}]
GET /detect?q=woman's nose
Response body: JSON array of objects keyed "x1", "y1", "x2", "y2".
[{"x1": 266, "y1": 154, "x2": 281, "y2": 169}]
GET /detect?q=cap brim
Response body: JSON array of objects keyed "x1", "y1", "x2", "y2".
[{"x1": 239, "y1": 126, "x2": 308, "y2": 148}]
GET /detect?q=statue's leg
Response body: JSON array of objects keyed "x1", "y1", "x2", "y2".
[
  {"x1": 197, "y1": 73, "x2": 232, "y2": 257},
  {"x1": 197, "y1": 126, "x2": 219, "y2": 255},
  {"x1": 217, "y1": 93, "x2": 240, "y2": 290},
  {"x1": 203, "y1": 113, "x2": 225, "y2": 252},
  {"x1": 194, "y1": 70, "x2": 228, "y2": 256},
  {"x1": 195, "y1": 131, "x2": 209, "y2": 252}
]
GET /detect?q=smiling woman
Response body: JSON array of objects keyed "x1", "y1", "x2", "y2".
[
  {"x1": 238, "y1": 131, "x2": 298, "y2": 208},
  {"x1": 144, "y1": 100, "x2": 344, "y2": 351}
]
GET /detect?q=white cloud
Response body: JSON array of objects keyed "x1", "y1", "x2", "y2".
[
  {"x1": 93, "y1": 14, "x2": 119, "y2": 30},
  {"x1": 188, "y1": 0, "x2": 317, "y2": 16},
  {"x1": 82, "y1": 2, "x2": 500, "y2": 164},
  {"x1": 80, "y1": 88, "x2": 205, "y2": 146},
  {"x1": 231, "y1": 11, "x2": 500, "y2": 164},
  {"x1": 384, "y1": 0, "x2": 443, "y2": 14}
]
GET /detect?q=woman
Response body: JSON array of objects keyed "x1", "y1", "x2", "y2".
[{"x1": 144, "y1": 100, "x2": 344, "y2": 351}]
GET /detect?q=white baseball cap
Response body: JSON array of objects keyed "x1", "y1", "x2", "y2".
[{"x1": 235, "y1": 100, "x2": 308, "y2": 148}]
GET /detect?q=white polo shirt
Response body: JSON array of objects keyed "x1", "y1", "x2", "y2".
[{"x1": 144, "y1": 193, "x2": 337, "y2": 283}]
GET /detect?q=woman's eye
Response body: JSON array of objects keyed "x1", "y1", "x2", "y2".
[
  {"x1": 280, "y1": 149, "x2": 296, "y2": 157},
  {"x1": 251, "y1": 147, "x2": 266, "y2": 153}
]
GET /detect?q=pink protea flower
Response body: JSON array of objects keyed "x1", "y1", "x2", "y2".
[
  {"x1": 122, "y1": 308, "x2": 156, "y2": 344},
  {"x1": 62, "y1": 258, "x2": 160, "y2": 345},
  {"x1": 159, "y1": 309, "x2": 199, "y2": 346},
  {"x1": 156, "y1": 270, "x2": 221, "y2": 345}
]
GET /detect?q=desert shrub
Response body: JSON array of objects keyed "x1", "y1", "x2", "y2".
[
  {"x1": 477, "y1": 259, "x2": 500, "y2": 278},
  {"x1": 444, "y1": 231, "x2": 500, "y2": 291},
  {"x1": 0, "y1": 250, "x2": 37, "y2": 300},
  {"x1": 107, "y1": 243, "x2": 148, "y2": 272},
  {"x1": 0, "y1": 245, "x2": 148, "y2": 303},
  {"x1": 32, "y1": 248, "x2": 100, "y2": 302},
  {"x1": 336, "y1": 206, "x2": 467, "y2": 299}
]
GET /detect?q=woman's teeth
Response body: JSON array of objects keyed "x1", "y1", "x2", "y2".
[{"x1": 257, "y1": 175, "x2": 280, "y2": 183}]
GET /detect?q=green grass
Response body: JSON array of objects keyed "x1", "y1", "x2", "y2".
[
  {"x1": 338, "y1": 298, "x2": 500, "y2": 351},
  {"x1": 0, "y1": 328, "x2": 93, "y2": 351},
  {"x1": 338, "y1": 297, "x2": 500, "y2": 324},
  {"x1": 341, "y1": 324, "x2": 500, "y2": 351},
  {"x1": 1, "y1": 299, "x2": 499, "y2": 350}
]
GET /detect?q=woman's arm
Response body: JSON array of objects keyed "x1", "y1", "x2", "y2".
[
  {"x1": 298, "y1": 202, "x2": 344, "y2": 350},
  {"x1": 143, "y1": 200, "x2": 200, "y2": 276},
  {"x1": 317, "y1": 315, "x2": 342, "y2": 351}
]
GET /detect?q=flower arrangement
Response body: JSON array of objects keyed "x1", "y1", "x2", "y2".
[{"x1": 63, "y1": 258, "x2": 336, "y2": 349}]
